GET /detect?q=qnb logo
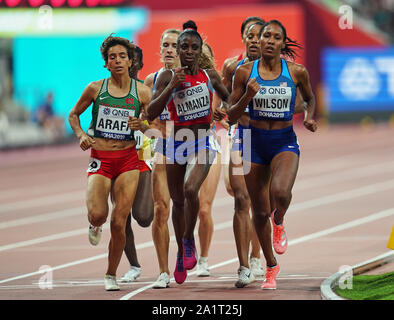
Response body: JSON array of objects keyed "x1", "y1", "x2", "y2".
[
  {"x1": 103, "y1": 107, "x2": 111, "y2": 116},
  {"x1": 38, "y1": 265, "x2": 53, "y2": 290},
  {"x1": 178, "y1": 92, "x2": 185, "y2": 99},
  {"x1": 339, "y1": 57, "x2": 394, "y2": 100},
  {"x1": 259, "y1": 87, "x2": 266, "y2": 95}
]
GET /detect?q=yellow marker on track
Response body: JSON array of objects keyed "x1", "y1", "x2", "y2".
[{"x1": 388, "y1": 225, "x2": 394, "y2": 250}]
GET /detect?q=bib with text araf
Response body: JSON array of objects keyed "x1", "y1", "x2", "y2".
[
  {"x1": 248, "y1": 59, "x2": 296, "y2": 122},
  {"x1": 89, "y1": 78, "x2": 140, "y2": 141}
]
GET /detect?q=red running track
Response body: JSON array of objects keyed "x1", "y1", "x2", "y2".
[{"x1": 0, "y1": 123, "x2": 393, "y2": 301}]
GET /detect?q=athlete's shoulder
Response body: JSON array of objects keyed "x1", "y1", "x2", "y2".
[
  {"x1": 85, "y1": 79, "x2": 104, "y2": 99},
  {"x1": 144, "y1": 72, "x2": 156, "y2": 88},
  {"x1": 286, "y1": 60, "x2": 306, "y2": 72},
  {"x1": 136, "y1": 80, "x2": 152, "y2": 100},
  {"x1": 88, "y1": 79, "x2": 104, "y2": 90},
  {"x1": 222, "y1": 56, "x2": 241, "y2": 80},
  {"x1": 237, "y1": 60, "x2": 254, "y2": 73},
  {"x1": 222, "y1": 56, "x2": 238, "y2": 72},
  {"x1": 223, "y1": 55, "x2": 239, "y2": 68},
  {"x1": 286, "y1": 60, "x2": 308, "y2": 80}
]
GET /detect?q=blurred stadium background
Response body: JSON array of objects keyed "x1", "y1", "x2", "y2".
[{"x1": 0, "y1": 0, "x2": 393, "y2": 149}]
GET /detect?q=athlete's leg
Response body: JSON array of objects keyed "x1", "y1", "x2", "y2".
[
  {"x1": 131, "y1": 170, "x2": 154, "y2": 227},
  {"x1": 183, "y1": 151, "x2": 212, "y2": 241},
  {"x1": 86, "y1": 174, "x2": 112, "y2": 227},
  {"x1": 166, "y1": 162, "x2": 186, "y2": 253},
  {"x1": 229, "y1": 151, "x2": 251, "y2": 269},
  {"x1": 243, "y1": 162, "x2": 276, "y2": 267},
  {"x1": 270, "y1": 152, "x2": 299, "y2": 225},
  {"x1": 106, "y1": 169, "x2": 140, "y2": 276},
  {"x1": 151, "y1": 153, "x2": 171, "y2": 275},
  {"x1": 198, "y1": 152, "x2": 221, "y2": 258}
]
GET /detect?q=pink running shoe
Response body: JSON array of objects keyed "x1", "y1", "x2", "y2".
[
  {"x1": 174, "y1": 253, "x2": 187, "y2": 284},
  {"x1": 261, "y1": 264, "x2": 280, "y2": 290},
  {"x1": 182, "y1": 238, "x2": 197, "y2": 270},
  {"x1": 271, "y1": 210, "x2": 288, "y2": 254}
]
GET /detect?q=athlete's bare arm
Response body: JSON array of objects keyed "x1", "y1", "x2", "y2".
[
  {"x1": 289, "y1": 62, "x2": 317, "y2": 132},
  {"x1": 68, "y1": 80, "x2": 102, "y2": 150},
  {"x1": 227, "y1": 64, "x2": 256, "y2": 123},
  {"x1": 144, "y1": 72, "x2": 155, "y2": 89},
  {"x1": 221, "y1": 57, "x2": 239, "y2": 93},
  {"x1": 129, "y1": 81, "x2": 153, "y2": 132},
  {"x1": 147, "y1": 67, "x2": 186, "y2": 121}
]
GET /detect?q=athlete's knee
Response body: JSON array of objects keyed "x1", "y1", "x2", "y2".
[
  {"x1": 88, "y1": 210, "x2": 107, "y2": 227},
  {"x1": 184, "y1": 183, "x2": 199, "y2": 201},
  {"x1": 136, "y1": 215, "x2": 153, "y2": 228},
  {"x1": 110, "y1": 215, "x2": 127, "y2": 235},
  {"x1": 271, "y1": 186, "x2": 292, "y2": 208},
  {"x1": 233, "y1": 190, "x2": 250, "y2": 212},
  {"x1": 153, "y1": 200, "x2": 170, "y2": 224},
  {"x1": 198, "y1": 205, "x2": 211, "y2": 221},
  {"x1": 252, "y1": 210, "x2": 270, "y2": 224}
]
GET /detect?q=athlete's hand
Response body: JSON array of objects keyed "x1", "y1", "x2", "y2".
[
  {"x1": 170, "y1": 66, "x2": 188, "y2": 88},
  {"x1": 79, "y1": 133, "x2": 95, "y2": 151},
  {"x1": 213, "y1": 107, "x2": 227, "y2": 121},
  {"x1": 245, "y1": 78, "x2": 260, "y2": 98},
  {"x1": 304, "y1": 119, "x2": 317, "y2": 132},
  {"x1": 128, "y1": 116, "x2": 141, "y2": 131}
]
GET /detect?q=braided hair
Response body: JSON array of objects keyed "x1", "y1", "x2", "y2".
[{"x1": 178, "y1": 20, "x2": 203, "y2": 48}]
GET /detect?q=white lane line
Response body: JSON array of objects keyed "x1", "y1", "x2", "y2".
[
  {"x1": 2, "y1": 158, "x2": 394, "y2": 215},
  {"x1": 1, "y1": 177, "x2": 394, "y2": 253},
  {"x1": 2, "y1": 158, "x2": 394, "y2": 226},
  {"x1": 295, "y1": 160, "x2": 394, "y2": 191},
  {"x1": 120, "y1": 207, "x2": 394, "y2": 300},
  {"x1": 0, "y1": 191, "x2": 84, "y2": 214},
  {"x1": 0, "y1": 207, "x2": 82, "y2": 230},
  {"x1": 0, "y1": 276, "x2": 329, "y2": 290},
  {"x1": 0, "y1": 207, "x2": 392, "y2": 289}
]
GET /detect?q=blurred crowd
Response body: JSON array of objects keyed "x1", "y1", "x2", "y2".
[{"x1": 341, "y1": 0, "x2": 394, "y2": 42}]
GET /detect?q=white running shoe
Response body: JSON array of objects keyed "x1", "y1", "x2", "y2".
[
  {"x1": 88, "y1": 224, "x2": 102, "y2": 246},
  {"x1": 196, "y1": 257, "x2": 210, "y2": 277},
  {"x1": 104, "y1": 274, "x2": 120, "y2": 291},
  {"x1": 235, "y1": 266, "x2": 255, "y2": 288},
  {"x1": 250, "y1": 257, "x2": 264, "y2": 277},
  {"x1": 152, "y1": 272, "x2": 170, "y2": 289},
  {"x1": 120, "y1": 266, "x2": 141, "y2": 282}
]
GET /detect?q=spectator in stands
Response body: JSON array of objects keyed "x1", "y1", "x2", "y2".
[{"x1": 36, "y1": 92, "x2": 65, "y2": 140}]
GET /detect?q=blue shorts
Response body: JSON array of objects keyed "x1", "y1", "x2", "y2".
[
  {"x1": 166, "y1": 135, "x2": 218, "y2": 165},
  {"x1": 243, "y1": 125, "x2": 300, "y2": 165},
  {"x1": 231, "y1": 123, "x2": 247, "y2": 153}
]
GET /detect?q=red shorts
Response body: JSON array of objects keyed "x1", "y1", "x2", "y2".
[
  {"x1": 139, "y1": 159, "x2": 151, "y2": 173},
  {"x1": 87, "y1": 147, "x2": 139, "y2": 180}
]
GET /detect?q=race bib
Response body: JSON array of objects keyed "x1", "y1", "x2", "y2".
[
  {"x1": 87, "y1": 157, "x2": 101, "y2": 173},
  {"x1": 96, "y1": 105, "x2": 135, "y2": 140},
  {"x1": 173, "y1": 83, "x2": 210, "y2": 122},
  {"x1": 158, "y1": 105, "x2": 171, "y2": 121},
  {"x1": 252, "y1": 86, "x2": 292, "y2": 119},
  {"x1": 134, "y1": 130, "x2": 143, "y2": 150}
]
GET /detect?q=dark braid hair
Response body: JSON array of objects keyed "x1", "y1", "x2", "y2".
[
  {"x1": 129, "y1": 46, "x2": 143, "y2": 79},
  {"x1": 259, "y1": 20, "x2": 303, "y2": 61},
  {"x1": 178, "y1": 20, "x2": 203, "y2": 48},
  {"x1": 241, "y1": 16, "x2": 264, "y2": 37}
]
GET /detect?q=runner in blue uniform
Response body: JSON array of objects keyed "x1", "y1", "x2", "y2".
[{"x1": 228, "y1": 20, "x2": 317, "y2": 290}]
